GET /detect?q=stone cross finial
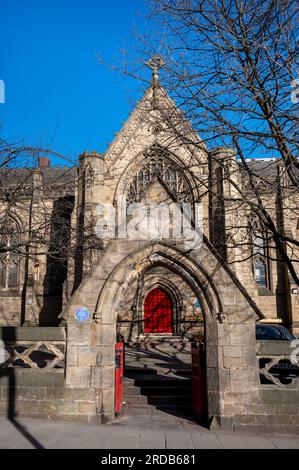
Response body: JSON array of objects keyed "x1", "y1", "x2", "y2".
[
  {"x1": 145, "y1": 55, "x2": 165, "y2": 109},
  {"x1": 145, "y1": 54, "x2": 165, "y2": 87}
]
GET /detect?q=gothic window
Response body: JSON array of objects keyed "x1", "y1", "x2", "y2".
[
  {"x1": 254, "y1": 259, "x2": 267, "y2": 287},
  {"x1": 126, "y1": 144, "x2": 192, "y2": 204},
  {"x1": 249, "y1": 215, "x2": 270, "y2": 289},
  {"x1": 0, "y1": 216, "x2": 20, "y2": 289}
]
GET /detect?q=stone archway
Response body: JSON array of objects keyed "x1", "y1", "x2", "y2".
[{"x1": 63, "y1": 240, "x2": 259, "y2": 429}]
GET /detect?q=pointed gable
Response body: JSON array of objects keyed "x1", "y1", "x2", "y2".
[{"x1": 104, "y1": 85, "x2": 207, "y2": 176}]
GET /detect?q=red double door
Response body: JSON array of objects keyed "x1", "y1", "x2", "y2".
[{"x1": 144, "y1": 288, "x2": 173, "y2": 333}]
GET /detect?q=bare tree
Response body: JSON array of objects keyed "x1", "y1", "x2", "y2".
[
  {"x1": 115, "y1": 0, "x2": 299, "y2": 290},
  {"x1": 148, "y1": 0, "x2": 299, "y2": 178},
  {"x1": 0, "y1": 139, "x2": 103, "y2": 324}
]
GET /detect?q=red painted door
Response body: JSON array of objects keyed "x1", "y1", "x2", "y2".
[
  {"x1": 144, "y1": 288, "x2": 172, "y2": 333},
  {"x1": 115, "y1": 340, "x2": 124, "y2": 415}
]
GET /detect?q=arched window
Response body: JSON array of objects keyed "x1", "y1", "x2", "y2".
[
  {"x1": 0, "y1": 216, "x2": 20, "y2": 289},
  {"x1": 126, "y1": 144, "x2": 192, "y2": 204},
  {"x1": 249, "y1": 214, "x2": 270, "y2": 289},
  {"x1": 254, "y1": 259, "x2": 267, "y2": 287}
]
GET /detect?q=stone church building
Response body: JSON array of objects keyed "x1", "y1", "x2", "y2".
[{"x1": 0, "y1": 61, "x2": 298, "y2": 428}]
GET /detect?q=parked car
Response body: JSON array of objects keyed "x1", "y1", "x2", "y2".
[
  {"x1": 256, "y1": 323, "x2": 299, "y2": 383},
  {"x1": 256, "y1": 323, "x2": 297, "y2": 341}
]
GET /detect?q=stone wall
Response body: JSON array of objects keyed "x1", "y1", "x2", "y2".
[
  {"x1": 0, "y1": 370, "x2": 98, "y2": 423},
  {"x1": 230, "y1": 340, "x2": 299, "y2": 434},
  {"x1": 0, "y1": 326, "x2": 99, "y2": 423},
  {"x1": 233, "y1": 386, "x2": 299, "y2": 434},
  {"x1": 0, "y1": 294, "x2": 21, "y2": 325},
  {"x1": 0, "y1": 325, "x2": 298, "y2": 431}
]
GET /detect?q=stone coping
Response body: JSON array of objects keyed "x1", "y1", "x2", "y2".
[
  {"x1": 256, "y1": 340, "x2": 295, "y2": 355},
  {"x1": 0, "y1": 326, "x2": 66, "y2": 342}
]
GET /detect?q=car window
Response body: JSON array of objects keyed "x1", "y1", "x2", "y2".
[
  {"x1": 256, "y1": 325, "x2": 275, "y2": 340},
  {"x1": 276, "y1": 326, "x2": 296, "y2": 341}
]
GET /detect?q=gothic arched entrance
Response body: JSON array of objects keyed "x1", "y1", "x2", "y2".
[{"x1": 144, "y1": 287, "x2": 173, "y2": 333}]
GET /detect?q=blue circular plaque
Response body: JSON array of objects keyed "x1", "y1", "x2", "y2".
[{"x1": 75, "y1": 307, "x2": 90, "y2": 322}]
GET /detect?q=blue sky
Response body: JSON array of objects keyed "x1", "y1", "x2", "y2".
[{"x1": 0, "y1": 0, "x2": 149, "y2": 164}]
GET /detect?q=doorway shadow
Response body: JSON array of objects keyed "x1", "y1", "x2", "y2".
[{"x1": 123, "y1": 342, "x2": 206, "y2": 424}]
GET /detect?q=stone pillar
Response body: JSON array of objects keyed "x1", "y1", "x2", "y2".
[
  {"x1": 208, "y1": 281, "x2": 260, "y2": 431},
  {"x1": 92, "y1": 321, "x2": 116, "y2": 422},
  {"x1": 73, "y1": 152, "x2": 105, "y2": 291},
  {"x1": 208, "y1": 147, "x2": 233, "y2": 262}
]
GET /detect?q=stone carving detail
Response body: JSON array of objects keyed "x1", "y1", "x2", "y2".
[
  {"x1": 126, "y1": 144, "x2": 192, "y2": 204},
  {"x1": 1, "y1": 341, "x2": 64, "y2": 369},
  {"x1": 134, "y1": 258, "x2": 152, "y2": 273}
]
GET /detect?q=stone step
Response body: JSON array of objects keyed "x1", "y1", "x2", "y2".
[
  {"x1": 124, "y1": 402, "x2": 156, "y2": 409},
  {"x1": 126, "y1": 337, "x2": 191, "y2": 347},
  {"x1": 124, "y1": 395, "x2": 192, "y2": 408},
  {"x1": 124, "y1": 394, "x2": 149, "y2": 405},
  {"x1": 125, "y1": 387, "x2": 192, "y2": 399},
  {"x1": 125, "y1": 362, "x2": 191, "y2": 370},
  {"x1": 123, "y1": 345, "x2": 192, "y2": 411},
  {"x1": 125, "y1": 376, "x2": 191, "y2": 387},
  {"x1": 125, "y1": 402, "x2": 191, "y2": 409},
  {"x1": 125, "y1": 367, "x2": 192, "y2": 376},
  {"x1": 124, "y1": 383, "x2": 191, "y2": 394},
  {"x1": 148, "y1": 395, "x2": 192, "y2": 407},
  {"x1": 129, "y1": 335, "x2": 183, "y2": 340}
]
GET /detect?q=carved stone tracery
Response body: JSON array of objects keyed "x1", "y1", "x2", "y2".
[{"x1": 126, "y1": 144, "x2": 193, "y2": 204}]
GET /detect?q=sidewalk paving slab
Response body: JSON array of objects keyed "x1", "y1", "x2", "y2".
[
  {"x1": 1, "y1": 415, "x2": 299, "y2": 449},
  {"x1": 268, "y1": 436, "x2": 299, "y2": 449},
  {"x1": 242, "y1": 435, "x2": 277, "y2": 449}
]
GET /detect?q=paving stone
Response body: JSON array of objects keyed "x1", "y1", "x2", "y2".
[
  {"x1": 269, "y1": 436, "x2": 299, "y2": 449},
  {"x1": 106, "y1": 429, "x2": 140, "y2": 449},
  {"x1": 47, "y1": 437, "x2": 82, "y2": 449},
  {"x1": 151, "y1": 410, "x2": 182, "y2": 423},
  {"x1": 216, "y1": 432, "x2": 249, "y2": 449},
  {"x1": 188, "y1": 431, "x2": 223, "y2": 449},
  {"x1": 165, "y1": 429, "x2": 195, "y2": 449},
  {"x1": 138, "y1": 429, "x2": 166, "y2": 449},
  {"x1": 0, "y1": 416, "x2": 299, "y2": 449},
  {"x1": 242, "y1": 435, "x2": 277, "y2": 449}
]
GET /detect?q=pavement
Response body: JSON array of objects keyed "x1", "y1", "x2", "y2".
[{"x1": 0, "y1": 408, "x2": 299, "y2": 449}]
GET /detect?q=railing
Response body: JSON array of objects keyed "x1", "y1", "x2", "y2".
[{"x1": 0, "y1": 327, "x2": 66, "y2": 369}]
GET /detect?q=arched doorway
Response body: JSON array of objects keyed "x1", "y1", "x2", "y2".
[{"x1": 144, "y1": 287, "x2": 173, "y2": 333}]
